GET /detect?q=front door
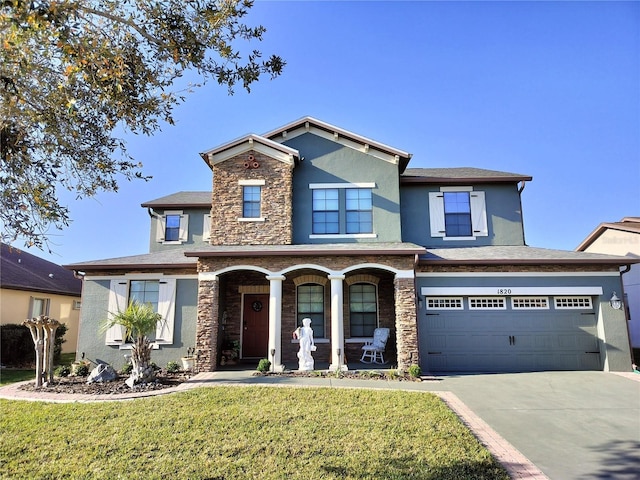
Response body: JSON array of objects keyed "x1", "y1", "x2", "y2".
[{"x1": 242, "y1": 294, "x2": 269, "y2": 358}]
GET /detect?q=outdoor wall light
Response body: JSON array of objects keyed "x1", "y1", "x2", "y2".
[{"x1": 610, "y1": 292, "x2": 623, "y2": 310}]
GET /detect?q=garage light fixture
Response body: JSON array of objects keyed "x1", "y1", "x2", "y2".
[{"x1": 609, "y1": 292, "x2": 623, "y2": 310}]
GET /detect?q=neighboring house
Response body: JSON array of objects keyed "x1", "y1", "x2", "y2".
[
  {"x1": 1, "y1": 243, "x2": 82, "y2": 353},
  {"x1": 66, "y1": 117, "x2": 638, "y2": 373},
  {"x1": 576, "y1": 218, "x2": 640, "y2": 351}
]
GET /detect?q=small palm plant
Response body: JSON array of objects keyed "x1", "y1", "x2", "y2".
[{"x1": 102, "y1": 300, "x2": 163, "y2": 386}]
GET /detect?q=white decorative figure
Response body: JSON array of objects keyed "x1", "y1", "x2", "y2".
[{"x1": 293, "y1": 317, "x2": 316, "y2": 371}]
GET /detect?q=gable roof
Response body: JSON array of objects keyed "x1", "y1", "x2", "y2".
[
  {"x1": 1, "y1": 243, "x2": 82, "y2": 296},
  {"x1": 263, "y1": 116, "x2": 413, "y2": 172},
  {"x1": 200, "y1": 133, "x2": 300, "y2": 168},
  {"x1": 142, "y1": 191, "x2": 212, "y2": 209},
  {"x1": 576, "y1": 217, "x2": 640, "y2": 252},
  {"x1": 401, "y1": 167, "x2": 532, "y2": 184}
]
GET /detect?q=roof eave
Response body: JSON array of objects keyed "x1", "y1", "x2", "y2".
[
  {"x1": 185, "y1": 247, "x2": 426, "y2": 258},
  {"x1": 401, "y1": 175, "x2": 533, "y2": 185},
  {"x1": 419, "y1": 257, "x2": 640, "y2": 266}
]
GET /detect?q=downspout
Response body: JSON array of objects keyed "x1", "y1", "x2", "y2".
[
  {"x1": 619, "y1": 264, "x2": 635, "y2": 368},
  {"x1": 518, "y1": 180, "x2": 528, "y2": 246}
]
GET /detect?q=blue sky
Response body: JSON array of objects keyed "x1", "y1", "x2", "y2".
[{"x1": 28, "y1": 1, "x2": 640, "y2": 265}]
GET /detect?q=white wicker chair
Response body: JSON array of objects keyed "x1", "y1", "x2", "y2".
[{"x1": 360, "y1": 328, "x2": 390, "y2": 364}]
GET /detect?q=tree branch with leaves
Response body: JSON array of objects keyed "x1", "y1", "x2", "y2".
[{"x1": 1, "y1": 0, "x2": 284, "y2": 250}]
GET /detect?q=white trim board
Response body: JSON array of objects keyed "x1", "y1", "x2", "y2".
[
  {"x1": 416, "y1": 271, "x2": 620, "y2": 278},
  {"x1": 421, "y1": 286, "x2": 604, "y2": 296}
]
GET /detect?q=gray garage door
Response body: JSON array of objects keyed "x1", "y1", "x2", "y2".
[{"x1": 420, "y1": 296, "x2": 601, "y2": 373}]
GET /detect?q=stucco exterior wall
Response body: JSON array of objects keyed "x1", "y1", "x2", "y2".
[
  {"x1": 400, "y1": 183, "x2": 526, "y2": 247},
  {"x1": 284, "y1": 133, "x2": 403, "y2": 244},
  {"x1": 148, "y1": 208, "x2": 212, "y2": 253},
  {"x1": 76, "y1": 278, "x2": 198, "y2": 368},
  {"x1": 0, "y1": 288, "x2": 80, "y2": 353}
]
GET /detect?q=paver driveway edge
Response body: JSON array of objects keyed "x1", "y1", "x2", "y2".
[{"x1": 436, "y1": 391, "x2": 549, "y2": 480}]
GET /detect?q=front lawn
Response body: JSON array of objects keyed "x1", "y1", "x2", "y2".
[
  {"x1": 0, "y1": 387, "x2": 508, "y2": 479},
  {"x1": 0, "y1": 369, "x2": 34, "y2": 386}
]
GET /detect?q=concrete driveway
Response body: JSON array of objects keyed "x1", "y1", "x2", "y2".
[{"x1": 433, "y1": 371, "x2": 640, "y2": 480}]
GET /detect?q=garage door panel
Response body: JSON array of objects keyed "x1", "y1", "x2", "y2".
[{"x1": 420, "y1": 296, "x2": 600, "y2": 373}]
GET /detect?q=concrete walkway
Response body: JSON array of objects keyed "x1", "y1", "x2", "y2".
[{"x1": 2, "y1": 370, "x2": 638, "y2": 480}]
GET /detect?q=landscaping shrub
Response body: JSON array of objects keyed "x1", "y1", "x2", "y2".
[
  {"x1": 408, "y1": 364, "x2": 422, "y2": 378},
  {"x1": 166, "y1": 361, "x2": 180, "y2": 373},
  {"x1": 72, "y1": 362, "x2": 89, "y2": 377},
  {"x1": 54, "y1": 365, "x2": 71, "y2": 377},
  {"x1": 257, "y1": 358, "x2": 271, "y2": 372},
  {"x1": 0, "y1": 323, "x2": 67, "y2": 367}
]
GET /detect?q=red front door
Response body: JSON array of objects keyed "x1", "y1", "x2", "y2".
[{"x1": 242, "y1": 294, "x2": 269, "y2": 358}]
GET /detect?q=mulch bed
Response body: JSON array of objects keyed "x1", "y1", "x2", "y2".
[{"x1": 18, "y1": 372, "x2": 192, "y2": 396}]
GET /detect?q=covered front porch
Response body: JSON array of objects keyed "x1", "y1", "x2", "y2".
[{"x1": 186, "y1": 244, "x2": 424, "y2": 373}]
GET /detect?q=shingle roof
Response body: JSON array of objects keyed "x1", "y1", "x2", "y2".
[
  {"x1": 141, "y1": 191, "x2": 212, "y2": 208},
  {"x1": 64, "y1": 248, "x2": 198, "y2": 271},
  {"x1": 576, "y1": 217, "x2": 640, "y2": 251},
  {"x1": 1, "y1": 243, "x2": 82, "y2": 296},
  {"x1": 421, "y1": 245, "x2": 640, "y2": 265},
  {"x1": 402, "y1": 167, "x2": 532, "y2": 184}
]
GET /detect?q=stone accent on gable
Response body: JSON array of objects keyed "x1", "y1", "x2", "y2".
[{"x1": 209, "y1": 150, "x2": 293, "y2": 245}]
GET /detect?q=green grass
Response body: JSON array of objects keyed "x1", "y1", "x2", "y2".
[
  {"x1": 0, "y1": 352, "x2": 76, "y2": 386},
  {"x1": 0, "y1": 387, "x2": 508, "y2": 480},
  {"x1": 0, "y1": 369, "x2": 35, "y2": 386}
]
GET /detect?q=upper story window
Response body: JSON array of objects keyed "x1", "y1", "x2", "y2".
[
  {"x1": 156, "y1": 210, "x2": 189, "y2": 244},
  {"x1": 164, "y1": 214, "x2": 181, "y2": 242},
  {"x1": 429, "y1": 187, "x2": 488, "y2": 240},
  {"x1": 443, "y1": 192, "x2": 472, "y2": 237},
  {"x1": 242, "y1": 186, "x2": 261, "y2": 218},
  {"x1": 238, "y1": 179, "x2": 265, "y2": 222},
  {"x1": 346, "y1": 188, "x2": 373, "y2": 234},
  {"x1": 312, "y1": 189, "x2": 339, "y2": 234},
  {"x1": 309, "y1": 183, "x2": 376, "y2": 238}
]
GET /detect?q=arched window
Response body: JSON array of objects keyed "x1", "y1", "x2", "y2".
[
  {"x1": 349, "y1": 283, "x2": 378, "y2": 337},
  {"x1": 297, "y1": 284, "x2": 325, "y2": 338}
]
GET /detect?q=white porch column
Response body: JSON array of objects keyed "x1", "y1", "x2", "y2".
[
  {"x1": 266, "y1": 275, "x2": 285, "y2": 372},
  {"x1": 329, "y1": 274, "x2": 347, "y2": 371}
]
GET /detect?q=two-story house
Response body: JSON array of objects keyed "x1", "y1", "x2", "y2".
[{"x1": 66, "y1": 117, "x2": 637, "y2": 373}]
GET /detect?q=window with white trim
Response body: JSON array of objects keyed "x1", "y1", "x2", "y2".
[
  {"x1": 429, "y1": 187, "x2": 488, "y2": 239},
  {"x1": 554, "y1": 297, "x2": 592, "y2": 309},
  {"x1": 469, "y1": 297, "x2": 506, "y2": 309},
  {"x1": 105, "y1": 278, "x2": 177, "y2": 346},
  {"x1": 29, "y1": 296, "x2": 50, "y2": 318},
  {"x1": 310, "y1": 183, "x2": 376, "y2": 237},
  {"x1": 297, "y1": 284, "x2": 325, "y2": 338},
  {"x1": 156, "y1": 210, "x2": 189, "y2": 244},
  {"x1": 242, "y1": 186, "x2": 261, "y2": 218},
  {"x1": 312, "y1": 188, "x2": 339, "y2": 234},
  {"x1": 346, "y1": 188, "x2": 372, "y2": 234},
  {"x1": 511, "y1": 297, "x2": 549, "y2": 309},
  {"x1": 349, "y1": 283, "x2": 378, "y2": 337},
  {"x1": 426, "y1": 297, "x2": 464, "y2": 310}
]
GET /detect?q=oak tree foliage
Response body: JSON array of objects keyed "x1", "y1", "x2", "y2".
[{"x1": 1, "y1": 0, "x2": 284, "y2": 249}]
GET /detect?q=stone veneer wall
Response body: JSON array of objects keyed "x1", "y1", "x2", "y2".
[
  {"x1": 195, "y1": 255, "x2": 417, "y2": 371},
  {"x1": 195, "y1": 278, "x2": 219, "y2": 372},
  {"x1": 209, "y1": 150, "x2": 293, "y2": 245},
  {"x1": 394, "y1": 277, "x2": 419, "y2": 370}
]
